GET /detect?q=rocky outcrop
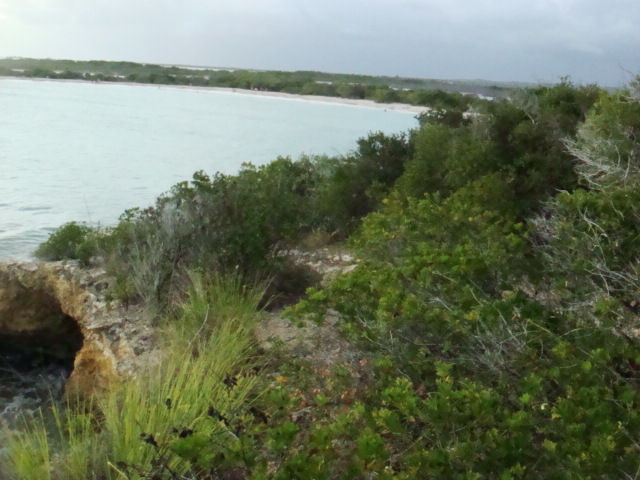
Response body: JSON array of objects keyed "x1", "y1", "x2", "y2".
[
  {"x1": 0, "y1": 261, "x2": 158, "y2": 398},
  {"x1": 0, "y1": 249, "x2": 356, "y2": 401},
  {"x1": 286, "y1": 247, "x2": 358, "y2": 285},
  {"x1": 256, "y1": 247, "x2": 362, "y2": 368}
]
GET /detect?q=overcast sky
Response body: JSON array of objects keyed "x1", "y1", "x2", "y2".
[{"x1": 0, "y1": 0, "x2": 638, "y2": 86}]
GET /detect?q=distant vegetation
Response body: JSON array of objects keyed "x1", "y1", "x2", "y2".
[
  {"x1": 0, "y1": 57, "x2": 507, "y2": 109},
  {"x1": 6, "y1": 76, "x2": 640, "y2": 479}
]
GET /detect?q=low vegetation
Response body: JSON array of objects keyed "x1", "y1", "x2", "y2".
[
  {"x1": 0, "y1": 57, "x2": 498, "y2": 110},
  {"x1": 4, "y1": 274, "x2": 263, "y2": 479},
  {"x1": 6, "y1": 76, "x2": 640, "y2": 478}
]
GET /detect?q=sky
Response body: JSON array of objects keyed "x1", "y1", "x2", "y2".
[{"x1": 0, "y1": 0, "x2": 638, "y2": 87}]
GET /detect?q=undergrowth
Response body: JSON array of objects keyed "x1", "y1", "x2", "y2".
[{"x1": 11, "y1": 77, "x2": 640, "y2": 478}]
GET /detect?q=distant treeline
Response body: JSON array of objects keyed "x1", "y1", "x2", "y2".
[{"x1": 0, "y1": 57, "x2": 509, "y2": 110}]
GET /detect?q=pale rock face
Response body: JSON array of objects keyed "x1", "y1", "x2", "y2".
[{"x1": 0, "y1": 261, "x2": 158, "y2": 398}]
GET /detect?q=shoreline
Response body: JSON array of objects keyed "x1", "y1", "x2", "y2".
[{"x1": 0, "y1": 75, "x2": 430, "y2": 115}]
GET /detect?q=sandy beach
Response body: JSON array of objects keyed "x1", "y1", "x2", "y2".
[
  {"x1": 1, "y1": 76, "x2": 431, "y2": 115},
  {"x1": 199, "y1": 85, "x2": 432, "y2": 114}
]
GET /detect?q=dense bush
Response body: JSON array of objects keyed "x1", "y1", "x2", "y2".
[
  {"x1": 395, "y1": 80, "x2": 602, "y2": 219},
  {"x1": 97, "y1": 158, "x2": 318, "y2": 305},
  {"x1": 34, "y1": 132, "x2": 412, "y2": 306},
  {"x1": 285, "y1": 78, "x2": 640, "y2": 477},
  {"x1": 313, "y1": 131, "x2": 413, "y2": 235},
  {"x1": 34, "y1": 221, "x2": 97, "y2": 265}
]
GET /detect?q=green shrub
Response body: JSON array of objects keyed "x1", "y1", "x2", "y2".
[
  {"x1": 400, "y1": 81, "x2": 602, "y2": 217},
  {"x1": 33, "y1": 127, "x2": 416, "y2": 307},
  {"x1": 97, "y1": 158, "x2": 318, "y2": 305},
  {"x1": 34, "y1": 221, "x2": 97, "y2": 264},
  {"x1": 314, "y1": 131, "x2": 413, "y2": 235},
  {"x1": 291, "y1": 188, "x2": 640, "y2": 478},
  {"x1": 281, "y1": 79, "x2": 640, "y2": 478}
]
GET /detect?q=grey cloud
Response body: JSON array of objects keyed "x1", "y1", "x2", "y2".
[{"x1": 0, "y1": 0, "x2": 638, "y2": 85}]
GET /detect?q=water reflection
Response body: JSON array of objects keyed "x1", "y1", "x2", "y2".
[{"x1": 0, "y1": 351, "x2": 71, "y2": 424}]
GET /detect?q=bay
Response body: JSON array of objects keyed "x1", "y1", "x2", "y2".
[{"x1": 0, "y1": 78, "x2": 419, "y2": 260}]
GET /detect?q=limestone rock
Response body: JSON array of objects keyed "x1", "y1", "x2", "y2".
[{"x1": 0, "y1": 261, "x2": 158, "y2": 398}]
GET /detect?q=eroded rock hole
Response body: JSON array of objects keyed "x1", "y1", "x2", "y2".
[{"x1": 0, "y1": 284, "x2": 84, "y2": 418}]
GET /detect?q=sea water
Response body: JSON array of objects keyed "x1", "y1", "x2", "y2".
[{"x1": 0, "y1": 78, "x2": 419, "y2": 260}]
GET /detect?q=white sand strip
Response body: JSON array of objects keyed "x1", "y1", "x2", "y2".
[{"x1": 1, "y1": 76, "x2": 430, "y2": 114}]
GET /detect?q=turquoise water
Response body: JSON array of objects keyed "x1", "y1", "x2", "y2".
[{"x1": 0, "y1": 78, "x2": 418, "y2": 260}]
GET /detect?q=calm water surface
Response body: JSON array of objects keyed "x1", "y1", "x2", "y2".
[{"x1": 0, "y1": 78, "x2": 418, "y2": 260}]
